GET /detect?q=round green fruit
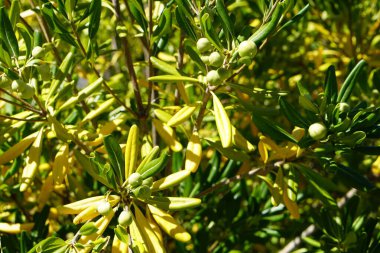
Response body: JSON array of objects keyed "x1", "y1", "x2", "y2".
[
  {"x1": 238, "y1": 40, "x2": 257, "y2": 58},
  {"x1": 128, "y1": 172, "x2": 142, "y2": 188},
  {"x1": 209, "y1": 52, "x2": 223, "y2": 67},
  {"x1": 197, "y1": 38, "x2": 212, "y2": 53},
  {"x1": 206, "y1": 70, "x2": 222, "y2": 85},
  {"x1": 200, "y1": 55, "x2": 210, "y2": 65},
  {"x1": 11, "y1": 79, "x2": 26, "y2": 92},
  {"x1": 118, "y1": 210, "x2": 132, "y2": 227},
  {"x1": 20, "y1": 84, "x2": 35, "y2": 99},
  {"x1": 337, "y1": 102, "x2": 350, "y2": 113},
  {"x1": 96, "y1": 200, "x2": 112, "y2": 216},
  {"x1": 308, "y1": 122, "x2": 328, "y2": 140}
]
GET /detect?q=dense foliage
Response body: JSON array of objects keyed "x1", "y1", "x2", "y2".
[{"x1": 0, "y1": 0, "x2": 379, "y2": 252}]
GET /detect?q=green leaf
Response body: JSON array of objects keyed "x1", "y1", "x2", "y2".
[
  {"x1": 205, "y1": 139, "x2": 250, "y2": 161},
  {"x1": 183, "y1": 40, "x2": 207, "y2": 74},
  {"x1": 9, "y1": 0, "x2": 20, "y2": 28},
  {"x1": 16, "y1": 23, "x2": 33, "y2": 57},
  {"x1": 337, "y1": 60, "x2": 367, "y2": 103},
  {"x1": 296, "y1": 165, "x2": 337, "y2": 207},
  {"x1": 279, "y1": 96, "x2": 309, "y2": 128},
  {"x1": 200, "y1": 12, "x2": 223, "y2": 51},
  {"x1": 27, "y1": 237, "x2": 68, "y2": 253},
  {"x1": 331, "y1": 163, "x2": 374, "y2": 191},
  {"x1": 175, "y1": 6, "x2": 197, "y2": 41},
  {"x1": 127, "y1": 0, "x2": 148, "y2": 32},
  {"x1": 115, "y1": 225, "x2": 129, "y2": 244},
  {"x1": 216, "y1": 0, "x2": 234, "y2": 38},
  {"x1": 153, "y1": 8, "x2": 172, "y2": 39},
  {"x1": 80, "y1": 222, "x2": 98, "y2": 235},
  {"x1": 249, "y1": 4, "x2": 283, "y2": 44},
  {"x1": 0, "y1": 7, "x2": 19, "y2": 57},
  {"x1": 74, "y1": 150, "x2": 117, "y2": 190},
  {"x1": 251, "y1": 113, "x2": 298, "y2": 143},
  {"x1": 89, "y1": 0, "x2": 101, "y2": 39},
  {"x1": 104, "y1": 135, "x2": 125, "y2": 185},
  {"x1": 278, "y1": 4, "x2": 310, "y2": 32},
  {"x1": 324, "y1": 65, "x2": 338, "y2": 104},
  {"x1": 150, "y1": 56, "x2": 181, "y2": 76},
  {"x1": 148, "y1": 75, "x2": 199, "y2": 83},
  {"x1": 138, "y1": 151, "x2": 169, "y2": 179}
]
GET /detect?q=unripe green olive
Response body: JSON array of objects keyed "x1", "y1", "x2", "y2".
[
  {"x1": 96, "y1": 200, "x2": 112, "y2": 216},
  {"x1": 118, "y1": 210, "x2": 132, "y2": 227},
  {"x1": 32, "y1": 46, "x2": 45, "y2": 58},
  {"x1": 132, "y1": 185, "x2": 151, "y2": 200},
  {"x1": 206, "y1": 70, "x2": 222, "y2": 85},
  {"x1": 200, "y1": 55, "x2": 210, "y2": 65},
  {"x1": 308, "y1": 122, "x2": 328, "y2": 140},
  {"x1": 142, "y1": 177, "x2": 153, "y2": 187},
  {"x1": 0, "y1": 76, "x2": 11, "y2": 89},
  {"x1": 197, "y1": 38, "x2": 212, "y2": 53},
  {"x1": 20, "y1": 84, "x2": 35, "y2": 99},
  {"x1": 209, "y1": 52, "x2": 223, "y2": 67},
  {"x1": 128, "y1": 172, "x2": 142, "y2": 188},
  {"x1": 337, "y1": 102, "x2": 350, "y2": 113},
  {"x1": 11, "y1": 79, "x2": 26, "y2": 92},
  {"x1": 238, "y1": 40, "x2": 257, "y2": 58}
]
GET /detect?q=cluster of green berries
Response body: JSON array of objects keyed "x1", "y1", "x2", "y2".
[
  {"x1": 196, "y1": 37, "x2": 258, "y2": 85},
  {"x1": 95, "y1": 172, "x2": 154, "y2": 228}
]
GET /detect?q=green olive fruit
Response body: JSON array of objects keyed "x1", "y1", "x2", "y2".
[
  {"x1": 200, "y1": 55, "x2": 210, "y2": 65},
  {"x1": 20, "y1": 84, "x2": 35, "y2": 99},
  {"x1": 118, "y1": 210, "x2": 132, "y2": 227},
  {"x1": 238, "y1": 40, "x2": 257, "y2": 58},
  {"x1": 32, "y1": 46, "x2": 45, "y2": 58},
  {"x1": 337, "y1": 102, "x2": 350, "y2": 113},
  {"x1": 308, "y1": 122, "x2": 328, "y2": 140},
  {"x1": 209, "y1": 52, "x2": 224, "y2": 67},
  {"x1": 142, "y1": 177, "x2": 153, "y2": 187},
  {"x1": 0, "y1": 76, "x2": 11, "y2": 89},
  {"x1": 128, "y1": 172, "x2": 142, "y2": 188},
  {"x1": 206, "y1": 70, "x2": 222, "y2": 85},
  {"x1": 96, "y1": 200, "x2": 112, "y2": 215},
  {"x1": 11, "y1": 79, "x2": 26, "y2": 92},
  {"x1": 197, "y1": 38, "x2": 212, "y2": 53},
  {"x1": 132, "y1": 185, "x2": 151, "y2": 200}
]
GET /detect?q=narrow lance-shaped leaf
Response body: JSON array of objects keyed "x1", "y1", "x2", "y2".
[
  {"x1": 104, "y1": 135, "x2": 125, "y2": 186},
  {"x1": 88, "y1": 0, "x2": 101, "y2": 39},
  {"x1": 251, "y1": 113, "x2": 298, "y2": 143},
  {"x1": 216, "y1": 0, "x2": 235, "y2": 37},
  {"x1": 324, "y1": 65, "x2": 338, "y2": 104},
  {"x1": 279, "y1": 96, "x2": 309, "y2": 128},
  {"x1": 337, "y1": 60, "x2": 367, "y2": 103},
  {"x1": 0, "y1": 7, "x2": 19, "y2": 57}
]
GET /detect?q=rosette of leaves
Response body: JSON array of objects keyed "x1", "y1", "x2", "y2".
[{"x1": 29, "y1": 125, "x2": 200, "y2": 253}]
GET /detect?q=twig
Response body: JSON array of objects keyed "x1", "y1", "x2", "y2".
[
  {"x1": 0, "y1": 88, "x2": 42, "y2": 115},
  {"x1": 0, "y1": 96, "x2": 42, "y2": 115},
  {"x1": 112, "y1": 0, "x2": 145, "y2": 117},
  {"x1": 0, "y1": 114, "x2": 45, "y2": 122},
  {"x1": 278, "y1": 188, "x2": 358, "y2": 253}
]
